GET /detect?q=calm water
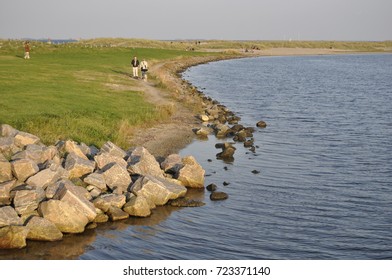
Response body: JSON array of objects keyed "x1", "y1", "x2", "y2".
[{"x1": 2, "y1": 54, "x2": 392, "y2": 260}]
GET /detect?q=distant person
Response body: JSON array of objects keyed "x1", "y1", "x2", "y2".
[
  {"x1": 24, "y1": 41, "x2": 30, "y2": 59},
  {"x1": 131, "y1": 56, "x2": 140, "y2": 78},
  {"x1": 140, "y1": 59, "x2": 148, "y2": 81}
]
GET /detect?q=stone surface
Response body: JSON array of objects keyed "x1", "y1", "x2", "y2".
[
  {"x1": 64, "y1": 140, "x2": 88, "y2": 160},
  {"x1": 99, "y1": 193, "x2": 126, "y2": 209},
  {"x1": 160, "y1": 154, "x2": 183, "y2": 174},
  {"x1": 0, "y1": 226, "x2": 29, "y2": 249},
  {"x1": 12, "y1": 144, "x2": 57, "y2": 166},
  {"x1": 206, "y1": 183, "x2": 218, "y2": 192},
  {"x1": 64, "y1": 152, "x2": 95, "y2": 179},
  {"x1": 256, "y1": 120, "x2": 267, "y2": 128},
  {"x1": 14, "y1": 131, "x2": 40, "y2": 147},
  {"x1": 13, "y1": 188, "x2": 45, "y2": 215},
  {"x1": 210, "y1": 191, "x2": 229, "y2": 201},
  {"x1": 123, "y1": 195, "x2": 151, "y2": 217},
  {"x1": 132, "y1": 175, "x2": 187, "y2": 206},
  {"x1": 0, "y1": 124, "x2": 19, "y2": 137},
  {"x1": 107, "y1": 206, "x2": 129, "y2": 221},
  {"x1": 0, "y1": 154, "x2": 13, "y2": 183},
  {"x1": 94, "y1": 153, "x2": 127, "y2": 170},
  {"x1": 38, "y1": 200, "x2": 89, "y2": 233},
  {"x1": 176, "y1": 156, "x2": 205, "y2": 188},
  {"x1": 100, "y1": 141, "x2": 127, "y2": 159},
  {"x1": 127, "y1": 146, "x2": 164, "y2": 178},
  {"x1": 11, "y1": 158, "x2": 39, "y2": 182},
  {"x1": 0, "y1": 206, "x2": 23, "y2": 227},
  {"x1": 101, "y1": 163, "x2": 131, "y2": 193},
  {"x1": 93, "y1": 213, "x2": 109, "y2": 223},
  {"x1": 26, "y1": 164, "x2": 67, "y2": 189},
  {"x1": 168, "y1": 197, "x2": 206, "y2": 207},
  {"x1": 83, "y1": 173, "x2": 107, "y2": 191},
  {"x1": 26, "y1": 216, "x2": 63, "y2": 241},
  {"x1": 0, "y1": 180, "x2": 16, "y2": 206},
  {"x1": 53, "y1": 183, "x2": 97, "y2": 222}
]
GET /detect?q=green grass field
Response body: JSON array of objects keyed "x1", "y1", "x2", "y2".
[{"x1": 0, "y1": 41, "x2": 207, "y2": 148}]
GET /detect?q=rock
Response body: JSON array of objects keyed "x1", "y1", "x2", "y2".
[
  {"x1": 94, "y1": 152, "x2": 127, "y2": 170},
  {"x1": 215, "y1": 142, "x2": 236, "y2": 160},
  {"x1": 26, "y1": 164, "x2": 67, "y2": 189},
  {"x1": 0, "y1": 154, "x2": 13, "y2": 183},
  {"x1": 107, "y1": 206, "x2": 129, "y2": 221},
  {"x1": 93, "y1": 213, "x2": 109, "y2": 223},
  {"x1": 86, "y1": 185, "x2": 101, "y2": 199},
  {"x1": 206, "y1": 183, "x2": 218, "y2": 192},
  {"x1": 223, "y1": 181, "x2": 230, "y2": 186},
  {"x1": 0, "y1": 137, "x2": 18, "y2": 158},
  {"x1": 198, "y1": 114, "x2": 210, "y2": 122},
  {"x1": 0, "y1": 180, "x2": 16, "y2": 206},
  {"x1": 132, "y1": 175, "x2": 187, "y2": 206},
  {"x1": 38, "y1": 200, "x2": 89, "y2": 233},
  {"x1": 0, "y1": 124, "x2": 19, "y2": 137},
  {"x1": 83, "y1": 173, "x2": 107, "y2": 191},
  {"x1": 11, "y1": 158, "x2": 39, "y2": 182},
  {"x1": 127, "y1": 146, "x2": 164, "y2": 178},
  {"x1": 53, "y1": 183, "x2": 97, "y2": 222},
  {"x1": 168, "y1": 197, "x2": 205, "y2": 207},
  {"x1": 256, "y1": 120, "x2": 267, "y2": 128},
  {"x1": 64, "y1": 153, "x2": 95, "y2": 179},
  {"x1": 0, "y1": 206, "x2": 23, "y2": 227},
  {"x1": 193, "y1": 127, "x2": 211, "y2": 137},
  {"x1": 210, "y1": 191, "x2": 229, "y2": 201},
  {"x1": 244, "y1": 139, "x2": 254, "y2": 148},
  {"x1": 214, "y1": 124, "x2": 231, "y2": 138},
  {"x1": 14, "y1": 131, "x2": 40, "y2": 148},
  {"x1": 64, "y1": 140, "x2": 88, "y2": 160},
  {"x1": 99, "y1": 193, "x2": 126, "y2": 209},
  {"x1": 25, "y1": 216, "x2": 63, "y2": 241},
  {"x1": 13, "y1": 187, "x2": 46, "y2": 215},
  {"x1": 92, "y1": 197, "x2": 111, "y2": 213},
  {"x1": 123, "y1": 195, "x2": 151, "y2": 217},
  {"x1": 252, "y1": 170, "x2": 260, "y2": 174},
  {"x1": 160, "y1": 154, "x2": 183, "y2": 174},
  {"x1": 12, "y1": 144, "x2": 57, "y2": 166},
  {"x1": 101, "y1": 163, "x2": 132, "y2": 193},
  {"x1": 100, "y1": 141, "x2": 127, "y2": 159},
  {"x1": 0, "y1": 226, "x2": 29, "y2": 249},
  {"x1": 176, "y1": 156, "x2": 205, "y2": 188}
]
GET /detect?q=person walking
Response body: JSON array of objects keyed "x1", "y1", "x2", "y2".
[
  {"x1": 24, "y1": 41, "x2": 30, "y2": 59},
  {"x1": 131, "y1": 56, "x2": 140, "y2": 78},
  {"x1": 140, "y1": 58, "x2": 148, "y2": 81}
]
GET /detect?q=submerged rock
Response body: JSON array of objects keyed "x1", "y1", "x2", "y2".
[{"x1": 210, "y1": 191, "x2": 229, "y2": 201}]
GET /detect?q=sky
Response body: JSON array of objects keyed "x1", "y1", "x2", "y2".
[{"x1": 0, "y1": 0, "x2": 391, "y2": 41}]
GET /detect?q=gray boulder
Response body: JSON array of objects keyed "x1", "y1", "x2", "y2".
[
  {"x1": 94, "y1": 152, "x2": 127, "y2": 170},
  {"x1": 83, "y1": 172, "x2": 107, "y2": 191},
  {"x1": 13, "y1": 187, "x2": 45, "y2": 215},
  {"x1": 100, "y1": 141, "x2": 127, "y2": 159},
  {"x1": 107, "y1": 206, "x2": 129, "y2": 221},
  {"x1": 160, "y1": 154, "x2": 183, "y2": 174},
  {"x1": 26, "y1": 164, "x2": 67, "y2": 189},
  {"x1": 132, "y1": 175, "x2": 187, "y2": 206},
  {"x1": 176, "y1": 156, "x2": 205, "y2": 188},
  {"x1": 0, "y1": 124, "x2": 19, "y2": 137},
  {"x1": 0, "y1": 206, "x2": 23, "y2": 227},
  {"x1": 64, "y1": 152, "x2": 95, "y2": 179},
  {"x1": 11, "y1": 158, "x2": 39, "y2": 182},
  {"x1": 127, "y1": 146, "x2": 164, "y2": 178},
  {"x1": 12, "y1": 144, "x2": 57, "y2": 166},
  {"x1": 0, "y1": 180, "x2": 16, "y2": 206},
  {"x1": 123, "y1": 195, "x2": 151, "y2": 217},
  {"x1": 0, "y1": 154, "x2": 13, "y2": 183},
  {"x1": 38, "y1": 200, "x2": 89, "y2": 233},
  {"x1": 101, "y1": 163, "x2": 131, "y2": 193},
  {"x1": 26, "y1": 216, "x2": 63, "y2": 241},
  {"x1": 99, "y1": 193, "x2": 126, "y2": 209},
  {"x1": 64, "y1": 140, "x2": 88, "y2": 160},
  {"x1": 14, "y1": 131, "x2": 40, "y2": 148},
  {"x1": 0, "y1": 226, "x2": 29, "y2": 249}
]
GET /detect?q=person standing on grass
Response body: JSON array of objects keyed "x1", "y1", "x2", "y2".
[
  {"x1": 131, "y1": 56, "x2": 140, "y2": 78},
  {"x1": 140, "y1": 58, "x2": 148, "y2": 81},
  {"x1": 24, "y1": 41, "x2": 30, "y2": 59}
]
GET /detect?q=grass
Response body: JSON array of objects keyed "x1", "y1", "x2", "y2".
[{"x1": 0, "y1": 41, "x2": 208, "y2": 148}]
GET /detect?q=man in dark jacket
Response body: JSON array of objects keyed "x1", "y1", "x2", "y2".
[{"x1": 131, "y1": 56, "x2": 140, "y2": 78}]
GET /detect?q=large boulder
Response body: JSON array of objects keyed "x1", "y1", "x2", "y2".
[
  {"x1": 0, "y1": 154, "x2": 13, "y2": 183},
  {"x1": 0, "y1": 124, "x2": 19, "y2": 137},
  {"x1": 123, "y1": 194, "x2": 151, "y2": 217},
  {"x1": 107, "y1": 206, "x2": 129, "y2": 221},
  {"x1": 26, "y1": 216, "x2": 63, "y2": 241},
  {"x1": 0, "y1": 206, "x2": 23, "y2": 227},
  {"x1": 99, "y1": 194, "x2": 126, "y2": 209},
  {"x1": 83, "y1": 173, "x2": 107, "y2": 191},
  {"x1": 132, "y1": 175, "x2": 187, "y2": 207},
  {"x1": 0, "y1": 226, "x2": 29, "y2": 249},
  {"x1": 94, "y1": 153, "x2": 127, "y2": 170},
  {"x1": 14, "y1": 131, "x2": 40, "y2": 148},
  {"x1": 26, "y1": 164, "x2": 67, "y2": 189},
  {"x1": 53, "y1": 183, "x2": 97, "y2": 222},
  {"x1": 160, "y1": 154, "x2": 183, "y2": 175},
  {"x1": 176, "y1": 156, "x2": 205, "y2": 188},
  {"x1": 100, "y1": 141, "x2": 127, "y2": 159},
  {"x1": 13, "y1": 187, "x2": 46, "y2": 215},
  {"x1": 38, "y1": 200, "x2": 89, "y2": 233},
  {"x1": 0, "y1": 180, "x2": 16, "y2": 206},
  {"x1": 0, "y1": 137, "x2": 19, "y2": 158},
  {"x1": 11, "y1": 158, "x2": 39, "y2": 182},
  {"x1": 127, "y1": 146, "x2": 164, "y2": 178},
  {"x1": 101, "y1": 163, "x2": 131, "y2": 193},
  {"x1": 64, "y1": 152, "x2": 95, "y2": 179},
  {"x1": 64, "y1": 140, "x2": 88, "y2": 160},
  {"x1": 12, "y1": 144, "x2": 57, "y2": 166}
]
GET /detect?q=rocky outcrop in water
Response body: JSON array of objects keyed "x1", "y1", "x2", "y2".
[{"x1": 0, "y1": 124, "x2": 206, "y2": 249}]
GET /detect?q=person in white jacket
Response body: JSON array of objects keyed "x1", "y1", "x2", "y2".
[{"x1": 140, "y1": 59, "x2": 148, "y2": 81}]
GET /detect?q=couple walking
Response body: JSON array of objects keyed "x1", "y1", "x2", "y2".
[{"x1": 131, "y1": 56, "x2": 148, "y2": 81}]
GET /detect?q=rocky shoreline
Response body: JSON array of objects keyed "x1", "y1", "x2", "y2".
[{"x1": 0, "y1": 124, "x2": 208, "y2": 249}]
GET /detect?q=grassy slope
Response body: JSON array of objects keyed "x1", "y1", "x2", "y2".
[{"x1": 0, "y1": 41, "x2": 207, "y2": 148}]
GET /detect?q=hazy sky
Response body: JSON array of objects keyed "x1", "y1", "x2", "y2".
[{"x1": 1, "y1": 0, "x2": 391, "y2": 41}]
